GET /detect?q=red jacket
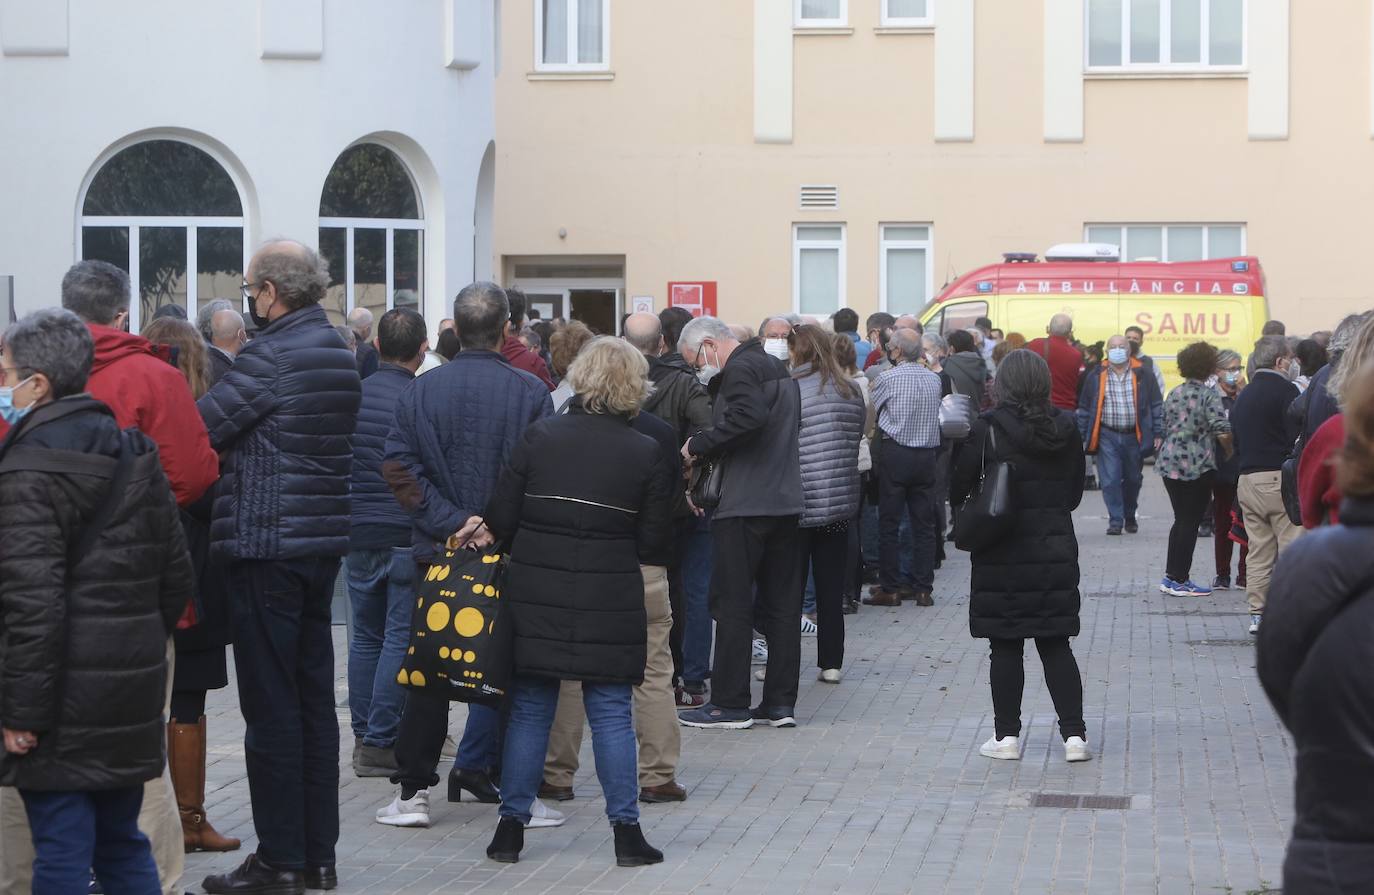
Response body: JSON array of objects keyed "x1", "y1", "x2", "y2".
[
  {"x1": 1025, "y1": 335, "x2": 1084, "y2": 411},
  {"x1": 501, "y1": 335, "x2": 555, "y2": 391},
  {"x1": 1299, "y1": 414, "x2": 1343, "y2": 528}
]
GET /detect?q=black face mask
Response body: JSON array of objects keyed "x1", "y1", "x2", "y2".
[{"x1": 248, "y1": 290, "x2": 275, "y2": 329}]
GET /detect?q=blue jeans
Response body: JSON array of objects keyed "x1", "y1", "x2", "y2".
[
  {"x1": 20, "y1": 786, "x2": 158, "y2": 895},
  {"x1": 346, "y1": 547, "x2": 415, "y2": 747},
  {"x1": 681, "y1": 514, "x2": 714, "y2": 685},
  {"x1": 499, "y1": 676, "x2": 638, "y2": 824},
  {"x1": 1096, "y1": 428, "x2": 1144, "y2": 527}
]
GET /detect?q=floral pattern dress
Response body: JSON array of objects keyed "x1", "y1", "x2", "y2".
[{"x1": 1156, "y1": 380, "x2": 1232, "y2": 481}]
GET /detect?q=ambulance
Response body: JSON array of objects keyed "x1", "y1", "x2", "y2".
[{"x1": 918, "y1": 244, "x2": 1269, "y2": 386}]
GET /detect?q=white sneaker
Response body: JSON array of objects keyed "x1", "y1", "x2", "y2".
[
  {"x1": 525, "y1": 798, "x2": 565, "y2": 829},
  {"x1": 754, "y1": 667, "x2": 766, "y2": 681},
  {"x1": 1249, "y1": 614, "x2": 1262, "y2": 635},
  {"x1": 818, "y1": 668, "x2": 842, "y2": 684},
  {"x1": 751, "y1": 638, "x2": 769, "y2": 664},
  {"x1": 800, "y1": 616, "x2": 818, "y2": 636},
  {"x1": 979, "y1": 735, "x2": 1021, "y2": 760},
  {"x1": 1064, "y1": 736, "x2": 1092, "y2": 763},
  {"x1": 376, "y1": 789, "x2": 430, "y2": 827}
]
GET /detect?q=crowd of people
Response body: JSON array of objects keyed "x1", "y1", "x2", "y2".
[{"x1": 0, "y1": 236, "x2": 1368, "y2": 893}]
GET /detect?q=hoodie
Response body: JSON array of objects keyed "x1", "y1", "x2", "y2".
[{"x1": 944, "y1": 351, "x2": 990, "y2": 408}]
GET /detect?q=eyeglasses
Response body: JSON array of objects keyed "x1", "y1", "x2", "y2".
[{"x1": 239, "y1": 280, "x2": 264, "y2": 302}]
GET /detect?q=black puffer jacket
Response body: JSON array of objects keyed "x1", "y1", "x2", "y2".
[
  {"x1": 484, "y1": 407, "x2": 672, "y2": 684},
  {"x1": 198, "y1": 304, "x2": 361, "y2": 559},
  {"x1": 644, "y1": 355, "x2": 712, "y2": 445},
  {"x1": 1258, "y1": 498, "x2": 1374, "y2": 894},
  {"x1": 951, "y1": 406, "x2": 1086, "y2": 640},
  {"x1": 0, "y1": 398, "x2": 192, "y2": 790}
]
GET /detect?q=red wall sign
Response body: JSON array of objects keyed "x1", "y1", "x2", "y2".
[{"x1": 668, "y1": 282, "x2": 717, "y2": 318}]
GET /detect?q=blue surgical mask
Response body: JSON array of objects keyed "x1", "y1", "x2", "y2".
[
  {"x1": 1107, "y1": 347, "x2": 1129, "y2": 366},
  {"x1": 0, "y1": 376, "x2": 35, "y2": 426}
]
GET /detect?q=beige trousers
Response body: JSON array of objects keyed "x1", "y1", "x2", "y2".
[
  {"x1": 544, "y1": 564, "x2": 680, "y2": 789},
  {"x1": 1238, "y1": 470, "x2": 1302, "y2": 614},
  {"x1": 0, "y1": 639, "x2": 185, "y2": 895}
]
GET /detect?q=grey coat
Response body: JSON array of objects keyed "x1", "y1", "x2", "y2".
[{"x1": 795, "y1": 365, "x2": 865, "y2": 527}]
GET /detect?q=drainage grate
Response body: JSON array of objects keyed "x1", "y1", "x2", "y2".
[
  {"x1": 1030, "y1": 793, "x2": 1134, "y2": 810},
  {"x1": 1147, "y1": 610, "x2": 1248, "y2": 617},
  {"x1": 1081, "y1": 795, "x2": 1133, "y2": 810},
  {"x1": 1185, "y1": 639, "x2": 1255, "y2": 647},
  {"x1": 1031, "y1": 793, "x2": 1082, "y2": 809}
]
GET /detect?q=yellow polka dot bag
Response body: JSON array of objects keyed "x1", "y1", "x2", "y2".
[{"x1": 397, "y1": 546, "x2": 513, "y2": 704}]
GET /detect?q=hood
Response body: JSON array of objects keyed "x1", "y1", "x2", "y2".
[
  {"x1": 88, "y1": 324, "x2": 164, "y2": 375},
  {"x1": 945, "y1": 353, "x2": 986, "y2": 376},
  {"x1": 659, "y1": 352, "x2": 693, "y2": 375},
  {"x1": 2, "y1": 395, "x2": 123, "y2": 457},
  {"x1": 990, "y1": 406, "x2": 1077, "y2": 457}
]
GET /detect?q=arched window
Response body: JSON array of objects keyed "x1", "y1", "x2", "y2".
[
  {"x1": 80, "y1": 139, "x2": 245, "y2": 332},
  {"x1": 318, "y1": 144, "x2": 423, "y2": 326}
]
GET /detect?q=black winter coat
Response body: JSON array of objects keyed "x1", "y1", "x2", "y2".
[
  {"x1": 198, "y1": 304, "x2": 362, "y2": 560},
  {"x1": 644, "y1": 356, "x2": 713, "y2": 445},
  {"x1": 951, "y1": 406, "x2": 1086, "y2": 640},
  {"x1": 1258, "y1": 497, "x2": 1374, "y2": 894},
  {"x1": 0, "y1": 398, "x2": 193, "y2": 790},
  {"x1": 484, "y1": 407, "x2": 673, "y2": 684}
]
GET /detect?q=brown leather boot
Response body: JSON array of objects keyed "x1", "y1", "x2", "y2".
[{"x1": 169, "y1": 716, "x2": 241, "y2": 853}]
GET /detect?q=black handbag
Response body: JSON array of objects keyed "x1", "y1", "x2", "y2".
[
  {"x1": 954, "y1": 422, "x2": 1016, "y2": 553},
  {"x1": 1280, "y1": 454, "x2": 1304, "y2": 527},
  {"x1": 689, "y1": 457, "x2": 725, "y2": 510}
]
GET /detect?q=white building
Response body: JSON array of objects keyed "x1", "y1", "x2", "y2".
[{"x1": 0, "y1": 0, "x2": 498, "y2": 331}]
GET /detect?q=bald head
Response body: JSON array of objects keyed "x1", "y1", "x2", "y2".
[
  {"x1": 347, "y1": 306, "x2": 374, "y2": 340},
  {"x1": 760, "y1": 317, "x2": 793, "y2": 340},
  {"x1": 623, "y1": 312, "x2": 663, "y2": 356},
  {"x1": 1048, "y1": 313, "x2": 1073, "y2": 338},
  {"x1": 891, "y1": 327, "x2": 924, "y2": 363},
  {"x1": 894, "y1": 315, "x2": 922, "y2": 334},
  {"x1": 729, "y1": 324, "x2": 754, "y2": 343},
  {"x1": 211, "y1": 308, "x2": 246, "y2": 354}
]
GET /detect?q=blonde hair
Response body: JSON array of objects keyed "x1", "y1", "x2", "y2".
[
  {"x1": 141, "y1": 317, "x2": 211, "y2": 399},
  {"x1": 566, "y1": 336, "x2": 652, "y2": 417}
]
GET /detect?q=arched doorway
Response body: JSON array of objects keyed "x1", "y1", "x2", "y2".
[{"x1": 474, "y1": 141, "x2": 495, "y2": 282}]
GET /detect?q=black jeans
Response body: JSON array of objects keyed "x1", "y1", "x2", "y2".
[
  {"x1": 228, "y1": 556, "x2": 341, "y2": 870},
  {"x1": 877, "y1": 444, "x2": 938, "y2": 592},
  {"x1": 798, "y1": 523, "x2": 849, "y2": 670},
  {"x1": 1162, "y1": 472, "x2": 1216, "y2": 583},
  {"x1": 988, "y1": 637, "x2": 1086, "y2": 741},
  {"x1": 709, "y1": 515, "x2": 802, "y2": 711},
  {"x1": 667, "y1": 516, "x2": 694, "y2": 684}
]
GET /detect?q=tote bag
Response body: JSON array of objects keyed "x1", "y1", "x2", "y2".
[{"x1": 954, "y1": 422, "x2": 1016, "y2": 553}]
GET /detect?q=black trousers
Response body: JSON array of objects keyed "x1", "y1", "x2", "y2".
[
  {"x1": 667, "y1": 516, "x2": 693, "y2": 684},
  {"x1": 1162, "y1": 472, "x2": 1216, "y2": 583},
  {"x1": 988, "y1": 637, "x2": 1086, "y2": 741},
  {"x1": 877, "y1": 443, "x2": 938, "y2": 591},
  {"x1": 798, "y1": 523, "x2": 849, "y2": 670},
  {"x1": 228, "y1": 556, "x2": 341, "y2": 869},
  {"x1": 710, "y1": 515, "x2": 802, "y2": 711}
]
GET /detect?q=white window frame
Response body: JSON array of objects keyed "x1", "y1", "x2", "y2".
[
  {"x1": 794, "y1": 0, "x2": 849, "y2": 28},
  {"x1": 878, "y1": 223, "x2": 935, "y2": 316},
  {"x1": 1084, "y1": 0, "x2": 1247, "y2": 73},
  {"x1": 1083, "y1": 223, "x2": 1247, "y2": 261},
  {"x1": 534, "y1": 0, "x2": 611, "y2": 72},
  {"x1": 792, "y1": 223, "x2": 847, "y2": 315},
  {"x1": 881, "y1": 0, "x2": 933, "y2": 28},
  {"x1": 316, "y1": 218, "x2": 426, "y2": 315}
]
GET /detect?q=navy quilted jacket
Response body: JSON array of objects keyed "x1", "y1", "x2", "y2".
[
  {"x1": 350, "y1": 363, "x2": 414, "y2": 550},
  {"x1": 197, "y1": 304, "x2": 362, "y2": 559},
  {"x1": 383, "y1": 350, "x2": 552, "y2": 564}
]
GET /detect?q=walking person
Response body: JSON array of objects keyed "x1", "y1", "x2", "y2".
[
  {"x1": 0, "y1": 309, "x2": 195, "y2": 894},
  {"x1": 1077, "y1": 334, "x2": 1164, "y2": 535},
  {"x1": 199, "y1": 240, "x2": 362, "y2": 894},
  {"x1": 789, "y1": 326, "x2": 865, "y2": 683},
  {"x1": 1210, "y1": 349, "x2": 1248, "y2": 590},
  {"x1": 1025, "y1": 314, "x2": 1083, "y2": 412},
  {"x1": 1155, "y1": 343, "x2": 1234, "y2": 597},
  {"x1": 950, "y1": 350, "x2": 1090, "y2": 764},
  {"x1": 452, "y1": 337, "x2": 672, "y2": 867}
]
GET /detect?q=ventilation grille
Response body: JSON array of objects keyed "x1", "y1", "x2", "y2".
[{"x1": 799, "y1": 184, "x2": 839, "y2": 210}]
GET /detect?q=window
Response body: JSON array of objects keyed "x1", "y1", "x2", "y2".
[
  {"x1": 879, "y1": 224, "x2": 933, "y2": 316},
  {"x1": 795, "y1": 0, "x2": 847, "y2": 28},
  {"x1": 80, "y1": 139, "x2": 245, "y2": 332},
  {"x1": 928, "y1": 301, "x2": 989, "y2": 337},
  {"x1": 319, "y1": 144, "x2": 424, "y2": 326},
  {"x1": 793, "y1": 224, "x2": 846, "y2": 314},
  {"x1": 882, "y1": 0, "x2": 931, "y2": 26},
  {"x1": 1084, "y1": 224, "x2": 1246, "y2": 261},
  {"x1": 536, "y1": 0, "x2": 609, "y2": 71},
  {"x1": 1086, "y1": 0, "x2": 1245, "y2": 70}
]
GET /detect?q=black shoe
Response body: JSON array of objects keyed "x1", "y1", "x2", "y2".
[
  {"x1": 1125, "y1": 519, "x2": 1139, "y2": 534},
  {"x1": 202, "y1": 853, "x2": 305, "y2": 895},
  {"x1": 486, "y1": 817, "x2": 524, "y2": 864},
  {"x1": 861, "y1": 567, "x2": 880, "y2": 585},
  {"x1": 613, "y1": 822, "x2": 664, "y2": 867},
  {"x1": 750, "y1": 705, "x2": 797, "y2": 728},
  {"x1": 304, "y1": 865, "x2": 337, "y2": 891},
  {"x1": 842, "y1": 597, "x2": 859, "y2": 615},
  {"x1": 1106, "y1": 525, "x2": 1123, "y2": 536},
  {"x1": 449, "y1": 767, "x2": 501, "y2": 804}
]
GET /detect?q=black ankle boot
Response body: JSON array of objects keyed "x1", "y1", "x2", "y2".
[
  {"x1": 449, "y1": 767, "x2": 500, "y2": 803},
  {"x1": 613, "y1": 823, "x2": 663, "y2": 867},
  {"x1": 486, "y1": 817, "x2": 524, "y2": 864}
]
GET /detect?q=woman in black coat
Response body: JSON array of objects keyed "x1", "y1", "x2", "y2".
[
  {"x1": 456, "y1": 337, "x2": 672, "y2": 869},
  {"x1": 1257, "y1": 360, "x2": 1374, "y2": 894},
  {"x1": 951, "y1": 349, "x2": 1090, "y2": 764}
]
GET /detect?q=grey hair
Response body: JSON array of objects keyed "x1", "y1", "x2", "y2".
[
  {"x1": 758, "y1": 316, "x2": 792, "y2": 338},
  {"x1": 1048, "y1": 313, "x2": 1074, "y2": 337},
  {"x1": 253, "y1": 240, "x2": 329, "y2": 311},
  {"x1": 1216, "y1": 348, "x2": 1242, "y2": 368},
  {"x1": 347, "y1": 306, "x2": 375, "y2": 340},
  {"x1": 784, "y1": 313, "x2": 804, "y2": 327},
  {"x1": 3, "y1": 308, "x2": 95, "y2": 399},
  {"x1": 1330, "y1": 313, "x2": 1371, "y2": 355},
  {"x1": 892, "y1": 327, "x2": 924, "y2": 362},
  {"x1": 995, "y1": 349, "x2": 1053, "y2": 421},
  {"x1": 1328, "y1": 314, "x2": 1374, "y2": 408},
  {"x1": 196, "y1": 298, "x2": 235, "y2": 342},
  {"x1": 1250, "y1": 335, "x2": 1290, "y2": 371},
  {"x1": 452, "y1": 281, "x2": 509, "y2": 351},
  {"x1": 334, "y1": 325, "x2": 356, "y2": 349},
  {"x1": 61, "y1": 260, "x2": 130, "y2": 326},
  {"x1": 922, "y1": 333, "x2": 948, "y2": 354},
  {"x1": 679, "y1": 315, "x2": 733, "y2": 355}
]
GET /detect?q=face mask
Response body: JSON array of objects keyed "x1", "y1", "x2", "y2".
[
  {"x1": 1286, "y1": 360, "x2": 1301, "y2": 380},
  {"x1": 763, "y1": 338, "x2": 790, "y2": 362},
  {"x1": 0, "y1": 376, "x2": 36, "y2": 426},
  {"x1": 248, "y1": 288, "x2": 275, "y2": 329},
  {"x1": 696, "y1": 344, "x2": 722, "y2": 386},
  {"x1": 1107, "y1": 347, "x2": 1129, "y2": 365},
  {"x1": 1222, "y1": 371, "x2": 1240, "y2": 386}
]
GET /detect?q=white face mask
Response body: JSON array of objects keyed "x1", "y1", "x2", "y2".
[
  {"x1": 696, "y1": 343, "x2": 722, "y2": 385},
  {"x1": 763, "y1": 338, "x2": 790, "y2": 362}
]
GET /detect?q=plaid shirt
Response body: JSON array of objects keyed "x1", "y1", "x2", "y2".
[
  {"x1": 1102, "y1": 366, "x2": 1137, "y2": 430},
  {"x1": 871, "y1": 362, "x2": 942, "y2": 449}
]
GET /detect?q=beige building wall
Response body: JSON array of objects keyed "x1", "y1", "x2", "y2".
[{"x1": 496, "y1": 1, "x2": 1374, "y2": 332}]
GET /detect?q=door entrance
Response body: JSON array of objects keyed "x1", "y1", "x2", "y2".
[{"x1": 571, "y1": 289, "x2": 618, "y2": 334}]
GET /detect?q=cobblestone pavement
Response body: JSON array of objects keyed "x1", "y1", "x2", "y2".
[{"x1": 186, "y1": 478, "x2": 1291, "y2": 894}]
